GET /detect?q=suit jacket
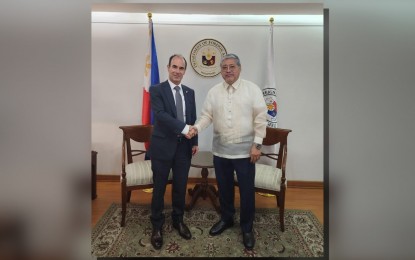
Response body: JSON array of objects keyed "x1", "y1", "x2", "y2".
[{"x1": 149, "y1": 80, "x2": 198, "y2": 160}]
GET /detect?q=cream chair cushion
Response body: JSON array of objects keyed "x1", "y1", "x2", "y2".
[
  {"x1": 234, "y1": 163, "x2": 284, "y2": 192},
  {"x1": 125, "y1": 160, "x2": 173, "y2": 186}
]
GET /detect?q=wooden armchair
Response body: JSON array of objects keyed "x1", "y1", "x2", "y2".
[
  {"x1": 119, "y1": 125, "x2": 172, "y2": 227},
  {"x1": 234, "y1": 127, "x2": 292, "y2": 232}
]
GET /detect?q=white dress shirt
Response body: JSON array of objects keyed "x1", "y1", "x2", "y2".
[
  {"x1": 194, "y1": 78, "x2": 267, "y2": 159},
  {"x1": 168, "y1": 80, "x2": 189, "y2": 135}
]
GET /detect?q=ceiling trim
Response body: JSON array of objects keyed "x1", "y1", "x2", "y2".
[{"x1": 92, "y1": 3, "x2": 323, "y2": 15}]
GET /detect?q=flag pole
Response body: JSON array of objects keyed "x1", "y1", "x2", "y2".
[{"x1": 143, "y1": 11, "x2": 154, "y2": 194}]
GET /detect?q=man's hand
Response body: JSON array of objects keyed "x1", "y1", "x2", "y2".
[
  {"x1": 192, "y1": 145, "x2": 199, "y2": 156},
  {"x1": 250, "y1": 143, "x2": 261, "y2": 163},
  {"x1": 185, "y1": 126, "x2": 198, "y2": 139}
]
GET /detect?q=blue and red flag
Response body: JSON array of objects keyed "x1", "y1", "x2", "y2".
[
  {"x1": 141, "y1": 14, "x2": 159, "y2": 150},
  {"x1": 141, "y1": 14, "x2": 160, "y2": 126}
]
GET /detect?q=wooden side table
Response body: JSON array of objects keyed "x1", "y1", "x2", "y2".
[{"x1": 186, "y1": 151, "x2": 220, "y2": 212}]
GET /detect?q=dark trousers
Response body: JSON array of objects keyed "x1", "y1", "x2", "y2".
[
  {"x1": 213, "y1": 156, "x2": 255, "y2": 233},
  {"x1": 150, "y1": 140, "x2": 191, "y2": 229}
]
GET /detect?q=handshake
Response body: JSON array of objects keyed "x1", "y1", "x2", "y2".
[{"x1": 185, "y1": 126, "x2": 198, "y2": 139}]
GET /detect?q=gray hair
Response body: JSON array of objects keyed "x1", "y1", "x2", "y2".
[{"x1": 220, "y1": 53, "x2": 241, "y2": 67}]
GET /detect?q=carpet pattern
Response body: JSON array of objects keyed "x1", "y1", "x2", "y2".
[{"x1": 92, "y1": 203, "x2": 324, "y2": 257}]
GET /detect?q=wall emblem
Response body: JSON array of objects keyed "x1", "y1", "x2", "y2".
[{"x1": 190, "y1": 39, "x2": 227, "y2": 77}]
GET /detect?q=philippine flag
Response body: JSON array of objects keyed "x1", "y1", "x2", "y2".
[{"x1": 141, "y1": 14, "x2": 160, "y2": 150}]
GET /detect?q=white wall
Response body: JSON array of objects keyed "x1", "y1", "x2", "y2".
[{"x1": 92, "y1": 21, "x2": 323, "y2": 181}]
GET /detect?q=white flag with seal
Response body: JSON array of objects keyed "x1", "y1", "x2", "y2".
[
  {"x1": 259, "y1": 18, "x2": 279, "y2": 169},
  {"x1": 262, "y1": 19, "x2": 278, "y2": 128}
]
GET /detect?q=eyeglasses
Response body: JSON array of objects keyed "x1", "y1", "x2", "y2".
[{"x1": 221, "y1": 65, "x2": 238, "y2": 71}]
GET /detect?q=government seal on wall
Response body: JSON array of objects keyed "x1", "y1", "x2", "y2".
[{"x1": 190, "y1": 39, "x2": 227, "y2": 77}]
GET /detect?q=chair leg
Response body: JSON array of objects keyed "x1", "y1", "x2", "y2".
[
  {"x1": 126, "y1": 190, "x2": 132, "y2": 203},
  {"x1": 279, "y1": 207, "x2": 285, "y2": 232},
  {"x1": 279, "y1": 190, "x2": 286, "y2": 232},
  {"x1": 276, "y1": 194, "x2": 280, "y2": 207},
  {"x1": 121, "y1": 189, "x2": 126, "y2": 227}
]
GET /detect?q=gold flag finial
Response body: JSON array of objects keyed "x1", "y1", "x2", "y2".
[
  {"x1": 147, "y1": 13, "x2": 152, "y2": 19},
  {"x1": 269, "y1": 17, "x2": 274, "y2": 24}
]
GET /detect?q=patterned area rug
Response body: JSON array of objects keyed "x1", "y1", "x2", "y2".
[{"x1": 92, "y1": 203, "x2": 324, "y2": 257}]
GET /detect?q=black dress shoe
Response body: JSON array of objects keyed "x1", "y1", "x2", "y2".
[
  {"x1": 173, "y1": 222, "x2": 192, "y2": 240},
  {"x1": 242, "y1": 232, "x2": 255, "y2": 250},
  {"x1": 150, "y1": 229, "x2": 163, "y2": 250},
  {"x1": 209, "y1": 220, "x2": 234, "y2": 236}
]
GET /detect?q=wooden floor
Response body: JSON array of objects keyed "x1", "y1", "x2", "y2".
[{"x1": 92, "y1": 181, "x2": 324, "y2": 227}]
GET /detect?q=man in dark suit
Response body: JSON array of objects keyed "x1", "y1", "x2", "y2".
[{"x1": 148, "y1": 54, "x2": 198, "y2": 250}]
